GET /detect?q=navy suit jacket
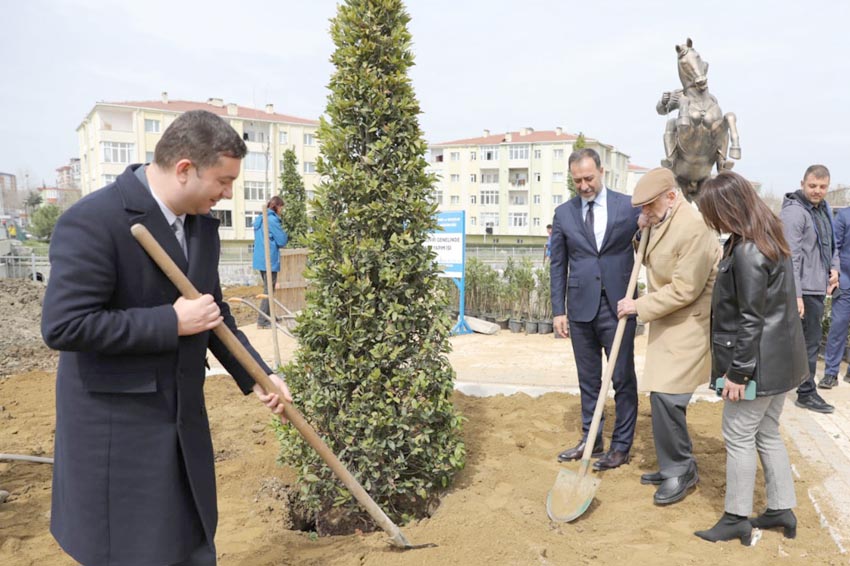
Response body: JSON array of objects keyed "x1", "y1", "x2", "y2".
[
  {"x1": 550, "y1": 189, "x2": 641, "y2": 322},
  {"x1": 42, "y1": 165, "x2": 272, "y2": 565}
]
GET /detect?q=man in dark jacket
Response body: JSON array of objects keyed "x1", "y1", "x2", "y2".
[
  {"x1": 780, "y1": 164, "x2": 838, "y2": 414},
  {"x1": 821, "y1": 206, "x2": 850, "y2": 388},
  {"x1": 42, "y1": 110, "x2": 292, "y2": 566},
  {"x1": 550, "y1": 148, "x2": 641, "y2": 470}
]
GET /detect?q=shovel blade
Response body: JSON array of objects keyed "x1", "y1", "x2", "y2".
[{"x1": 546, "y1": 468, "x2": 600, "y2": 522}]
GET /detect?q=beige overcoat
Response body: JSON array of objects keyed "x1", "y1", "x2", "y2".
[{"x1": 635, "y1": 199, "x2": 721, "y2": 394}]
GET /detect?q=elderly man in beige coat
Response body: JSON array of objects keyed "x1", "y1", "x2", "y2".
[{"x1": 618, "y1": 168, "x2": 721, "y2": 506}]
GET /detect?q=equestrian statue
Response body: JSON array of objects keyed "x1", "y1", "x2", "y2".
[{"x1": 657, "y1": 38, "x2": 742, "y2": 200}]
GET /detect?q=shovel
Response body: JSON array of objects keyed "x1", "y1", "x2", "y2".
[
  {"x1": 130, "y1": 224, "x2": 416, "y2": 549},
  {"x1": 547, "y1": 226, "x2": 650, "y2": 522}
]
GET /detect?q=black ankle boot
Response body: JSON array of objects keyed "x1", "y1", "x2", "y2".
[
  {"x1": 750, "y1": 508, "x2": 797, "y2": 539},
  {"x1": 695, "y1": 512, "x2": 753, "y2": 545}
]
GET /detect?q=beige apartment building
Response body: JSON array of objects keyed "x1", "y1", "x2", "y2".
[
  {"x1": 429, "y1": 128, "x2": 631, "y2": 244},
  {"x1": 76, "y1": 93, "x2": 320, "y2": 241}
]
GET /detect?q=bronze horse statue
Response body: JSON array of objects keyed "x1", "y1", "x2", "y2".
[{"x1": 657, "y1": 38, "x2": 741, "y2": 200}]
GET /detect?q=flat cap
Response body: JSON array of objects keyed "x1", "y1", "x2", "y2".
[{"x1": 632, "y1": 167, "x2": 677, "y2": 206}]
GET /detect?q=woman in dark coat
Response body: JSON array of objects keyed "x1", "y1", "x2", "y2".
[{"x1": 694, "y1": 171, "x2": 808, "y2": 544}]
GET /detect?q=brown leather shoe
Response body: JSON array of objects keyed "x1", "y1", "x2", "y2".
[
  {"x1": 557, "y1": 439, "x2": 604, "y2": 462},
  {"x1": 592, "y1": 449, "x2": 630, "y2": 470}
]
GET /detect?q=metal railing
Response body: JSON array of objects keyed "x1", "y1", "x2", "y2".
[{"x1": 0, "y1": 245, "x2": 548, "y2": 284}]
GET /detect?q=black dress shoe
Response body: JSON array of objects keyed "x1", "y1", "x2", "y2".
[
  {"x1": 557, "y1": 439, "x2": 604, "y2": 462},
  {"x1": 795, "y1": 393, "x2": 835, "y2": 414},
  {"x1": 750, "y1": 508, "x2": 797, "y2": 539},
  {"x1": 695, "y1": 512, "x2": 752, "y2": 545},
  {"x1": 653, "y1": 465, "x2": 698, "y2": 505},
  {"x1": 592, "y1": 449, "x2": 630, "y2": 471},
  {"x1": 640, "y1": 471, "x2": 663, "y2": 485},
  {"x1": 818, "y1": 374, "x2": 838, "y2": 389}
]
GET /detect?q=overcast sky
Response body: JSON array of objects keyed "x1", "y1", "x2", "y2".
[{"x1": 2, "y1": 0, "x2": 849, "y2": 195}]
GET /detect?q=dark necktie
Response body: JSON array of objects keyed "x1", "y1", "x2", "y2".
[{"x1": 585, "y1": 201, "x2": 596, "y2": 249}]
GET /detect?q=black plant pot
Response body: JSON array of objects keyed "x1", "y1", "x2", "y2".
[
  {"x1": 537, "y1": 320, "x2": 553, "y2": 334},
  {"x1": 495, "y1": 317, "x2": 510, "y2": 330},
  {"x1": 508, "y1": 319, "x2": 523, "y2": 333},
  {"x1": 525, "y1": 320, "x2": 539, "y2": 334}
]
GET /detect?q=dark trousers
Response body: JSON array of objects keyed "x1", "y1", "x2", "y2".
[
  {"x1": 257, "y1": 270, "x2": 278, "y2": 325},
  {"x1": 568, "y1": 297, "x2": 638, "y2": 453},
  {"x1": 824, "y1": 289, "x2": 850, "y2": 376},
  {"x1": 798, "y1": 294, "x2": 824, "y2": 398},
  {"x1": 650, "y1": 392, "x2": 695, "y2": 478}
]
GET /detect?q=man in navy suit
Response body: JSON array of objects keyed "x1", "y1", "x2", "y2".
[
  {"x1": 820, "y1": 205, "x2": 850, "y2": 388},
  {"x1": 550, "y1": 148, "x2": 640, "y2": 470},
  {"x1": 42, "y1": 110, "x2": 292, "y2": 566}
]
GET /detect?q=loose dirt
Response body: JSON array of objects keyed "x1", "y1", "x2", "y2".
[
  {"x1": 0, "y1": 286, "x2": 844, "y2": 565},
  {"x1": 0, "y1": 280, "x2": 56, "y2": 378}
]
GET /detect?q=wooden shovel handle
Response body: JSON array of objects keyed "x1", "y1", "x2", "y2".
[
  {"x1": 130, "y1": 223, "x2": 410, "y2": 548},
  {"x1": 578, "y1": 226, "x2": 650, "y2": 475}
]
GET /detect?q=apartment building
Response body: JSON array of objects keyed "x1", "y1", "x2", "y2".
[
  {"x1": 0, "y1": 172, "x2": 18, "y2": 214},
  {"x1": 76, "y1": 93, "x2": 320, "y2": 241},
  {"x1": 429, "y1": 128, "x2": 630, "y2": 244}
]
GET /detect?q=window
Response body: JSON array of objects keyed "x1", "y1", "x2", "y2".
[
  {"x1": 210, "y1": 209, "x2": 232, "y2": 227},
  {"x1": 144, "y1": 119, "x2": 160, "y2": 133},
  {"x1": 481, "y1": 212, "x2": 499, "y2": 227},
  {"x1": 470, "y1": 195, "x2": 477, "y2": 204},
  {"x1": 470, "y1": 216, "x2": 477, "y2": 225},
  {"x1": 244, "y1": 181, "x2": 269, "y2": 201},
  {"x1": 509, "y1": 145, "x2": 529, "y2": 160},
  {"x1": 145, "y1": 151, "x2": 154, "y2": 163},
  {"x1": 102, "y1": 174, "x2": 117, "y2": 185},
  {"x1": 245, "y1": 211, "x2": 261, "y2": 228},
  {"x1": 469, "y1": 173, "x2": 477, "y2": 183},
  {"x1": 533, "y1": 149, "x2": 542, "y2": 159},
  {"x1": 470, "y1": 151, "x2": 477, "y2": 161},
  {"x1": 304, "y1": 133, "x2": 315, "y2": 146},
  {"x1": 450, "y1": 151, "x2": 460, "y2": 161},
  {"x1": 480, "y1": 189, "x2": 499, "y2": 205},
  {"x1": 450, "y1": 195, "x2": 460, "y2": 205},
  {"x1": 481, "y1": 171, "x2": 499, "y2": 184},
  {"x1": 552, "y1": 172, "x2": 565, "y2": 183},
  {"x1": 304, "y1": 161, "x2": 316, "y2": 174},
  {"x1": 433, "y1": 190, "x2": 443, "y2": 205},
  {"x1": 450, "y1": 174, "x2": 460, "y2": 183},
  {"x1": 508, "y1": 212, "x2": 528, "y2": 227},
  {"x1": 101, "y1": 142, "x2": 134, "y2": 163},
  {"x1": 553, "y1": 195, "x2": 563, "y2": 205},
  {"x1": 279, "y1": 131, "x2": 288, "y2": 144},
  {"x1": 535, "y1": 172, "x2": 541, "y2": 182},
  {"x1": 533, "y1": 217, "x2": 541, "y2": 227},
  {"x1": 510, "y1": 195, "x2": 527, "y2": 205},
  {"x1": 553, "y1": 149, "x2": 564, "y2": 159},
  {"x1": 532, "y1": 195, "x2": 541, "y2": 204},
  {"x1": 480, "y1": 145, "x2": 499, "y2": 161},
  {"x1": 245, "y1": 152, "x2": 268, "y2": 171}
]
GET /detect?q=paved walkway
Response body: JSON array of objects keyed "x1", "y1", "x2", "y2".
[{"x1": 210, "y1": 323, "x2": 850, "y2": 554}]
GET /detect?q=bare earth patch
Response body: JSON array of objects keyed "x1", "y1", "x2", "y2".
[{"x1": 0, "y1": 286, "x2": 844, "y2": 565}]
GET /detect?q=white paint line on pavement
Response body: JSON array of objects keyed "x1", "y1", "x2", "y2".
[{"x1": 808, "y1": 487, "x2": 847, "y2": 554}]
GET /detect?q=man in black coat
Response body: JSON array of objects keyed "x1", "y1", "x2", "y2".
[{"x1": 42, "y1": 110, "x2": 291, "y2": 566}]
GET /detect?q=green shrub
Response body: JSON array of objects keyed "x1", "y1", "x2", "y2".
[{"x1": 275, "y1": 0, "x2": 465, "y2": 527}]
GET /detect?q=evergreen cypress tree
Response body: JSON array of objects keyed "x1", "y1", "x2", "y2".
[
  {"x1": 566, "y1": 132, "x2": 587, "y2": 198},
  {"x1": 279, "y1": 148, "x2": 308, "y2": 246},
  {"x1": 276, "y1": 0, "x2": 465, "y2": 527}
]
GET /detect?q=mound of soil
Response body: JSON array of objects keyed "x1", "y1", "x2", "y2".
[
  {"x1": 0, "y1": 371, "x2": 843, "y2": 565},
  {"x1": 0, "y1": 280, "x2": 56, "y2": 378}
]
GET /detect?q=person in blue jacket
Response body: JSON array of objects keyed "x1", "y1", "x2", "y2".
[{"x1": 253, "y1": 195, "x2": 288, "y2": 328}]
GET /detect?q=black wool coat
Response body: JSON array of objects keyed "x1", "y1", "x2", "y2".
[{"x1": 42, "y1": 165, "x2": 271, "y2": 565}]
